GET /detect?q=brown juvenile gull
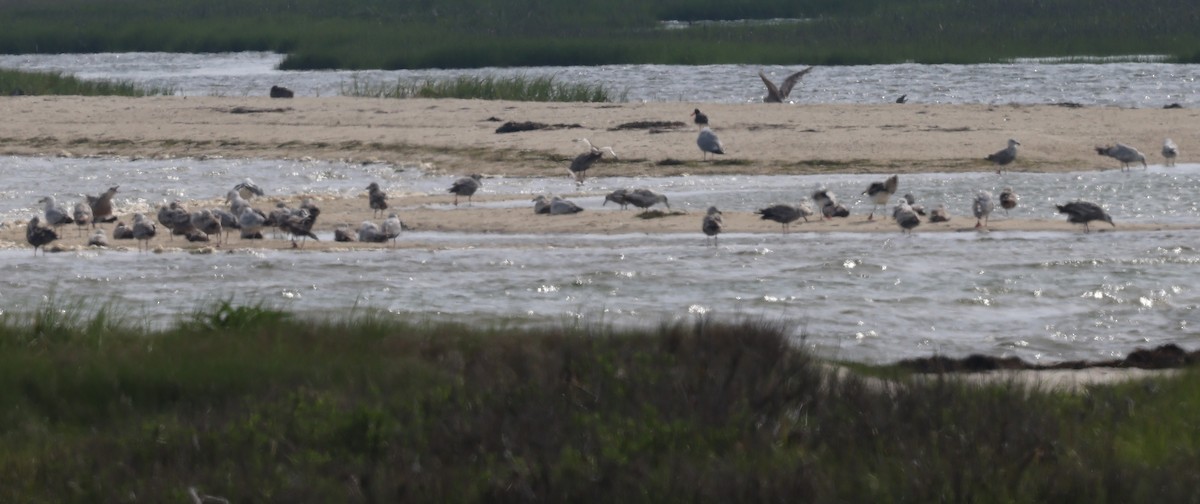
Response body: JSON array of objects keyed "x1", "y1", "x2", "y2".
[
  {"x1": 625, "y1": 189, "x2": 670, "y2": 213},
  {"x1": 929, "y1": 204, "x2": 951, "y2": 223},
  {"x1": 602, "y1": 189, "x2": 631, "y2": 210},
  {"x1": 1095, "y1": 143, "x2": 1147, "y2": 171},
  {"x1": 812, "y1": 189, "x2": 849, "y2": 219},
  {"x1": 1162, "y1": 138, "x2": 1179, "y2": 167},
  {"x1": 973, "y1": 190, "x2": 995, "y2": 229},
  {"x1": 568, "y1": 138, "x2": 618, "y2": 185},
  {"x1": 697, "y1": 127, "x2": 725, "y2": 161},
  {"x1": 999, "y1": 187, "x2": 1018, "y2": 215},
  {"x1": 701, "y1": 206, "x2": 723, "y2": 246},
  {"x1": 72, "y1": 201, "x2": 93, "y2": 237},
  {"x1": 25, "y1": 216, "x2": 58, "y2": 256},
  {"x1": 986, "y1": 139, "x2": 1020, "y2": 174},
  {"x1": 280, "y1": 208, "x2": 319, "y2": 248},
  {"x1": 759, "y1": 67, "x2": 815, "y2": 103},
  {"x1": 367, "y1": 182, "x2": 389, "y2": 218},
  {"x1": 333, "y1": 223, "x2": 357, "y2": 242},
  {"x1": 112, "y1": 221, "x2": 135, "y2": 240},
  {"x1": 86, "y1": 185, "x2": 119, "y2": 227},
  {"x1": 131, "y1": 212, "x2": 157, "y2": 253},
  {"x1": 756, "y1": 202, "x2": 814, "y2": 234},
  {"x1": 1056, "y1": 201, "x2": 1115, "y2": 233},
  {"x1": 862, "y1": 175, "x2": 899, "y2": 221},
  {"x1": 190, "y1": 209, "x2": 223, "y2": 244},
  {"x1": 448, "y1": 174, "x2": 483, "y2": 206}
]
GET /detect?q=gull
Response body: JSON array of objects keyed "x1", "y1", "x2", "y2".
[
  {"x1": 382, "y1": 212, "x2": 404, "y2": 247},
  {"x1": 357, "y1": 221, "x2": 389, "y2": 243},
  {"x1": 892, "y1": 201, "x2": 920, "y2": 234},
  {"x1": 1056, "y1": 201, "x2": 1115, "y2": 233},
  {"x1": 568, "y1": 138, "x2": 617, "y2": 185},
  {"x1": 25, "y1": 216, "x2": 57, "y2": 256},
  {"x1": 190, "y1": 209, "x2": 223, "y2": 244},
  {"x1": 333, "y1": 224, "x2": 357, "y2": 242},
  {"x1": 131, "y1": 212, "x2": 157, "y2": 253},
  {"x1": 602, "y1": 189, "x2": 631, "y2": 210},
  {"x1": 999, "y1": 187, "x2": 1018, "y2": 215},
  {"x1": 697, "y1": 127, "x2": 724, "y2": 160},
  {"x1": 624, "y1": 189, "x2": 670, "y2": 213},
  {"x1": 986, "y1": 139, "x2": 1020, "y2": 174},
  {"x1": 72, "y1": 201, "x2": 93, "y2": 237},
  {"x1": 1163, "y1": 138, "x2": 1179, "y2": 167},
  {"x1": 367, "y1": 182, "x2": 389, "y2": 218},
  {"x1": 902, "y1": 193, "x2": 926, "y2": 216},
  {"x1": 929, "y1": 204, "x2": 951, "y2": 223},
  {"x1": 895, "y1": 94, "x2": 908, "y2": 104},
  {"x1": 87, "y1": 229, "x2": 109, "y2": 247},
  {"x1": 701, "y1": 206, "x2": 723, "y2": 246},
  {"x1": 38, "y1": 196, "x2": 73, "y2": 231},
  {"x1": 112, "y1": 221, "x2": 135, "y2": 240},
  {"x1": 448, "y1": 174, "x2": 483, "y2": 206},
  {"x1": 812, "y1": 189, "x2": 849, "y2": 219},
  {"x1": 759, "y1": 67, "x2": 814, "y2": 103},
  {"x1": 279, "y1": 208, "x2": 319, "y2": 248},
  {"x1": 211, "y1": 208, "x2": 240, "y2": 242},
  {"x1": 86, "y1": 185, "x2": 119, "y2": 227},
  {"x1": 549, "y1": 196, "x2": 584, "y2": 215},
  {"x1": 690, "y1": 108, "x2": 709, "y2": 129},
  {"x1": 226, "y1": 190, "x2": 251, "y2": 217},
  {"x1": 973, "y1": 190, "x2": 995, "y2": 229},
  {"x1": 1096, "y1": 143, "x2": 1147, "y2": 171},
  {"x1": 756, "y1": 202, "x2": 814, "y2": 234},
  {"x1": 862, "y1": 175, "x2": 899, "y2": 221},
  {"x1": 238, "y1": 206, "x2": 267, "y2": 239},
  {"x1": 234, "y1": 178, "x2": 265, "y2": 199},
  {"x1": 157, "y1": 201, "x2": 193, "y2": 240},
  {"x1": 533, "y1": 195, "x2": 552, "y2": 214}
]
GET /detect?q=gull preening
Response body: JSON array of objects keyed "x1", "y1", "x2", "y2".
[
  {"x1": 759, "y1": 67, "x2": 814, "y2": 103},
  {"x1": 367, "y1": 182, "x2": 389, "y2": 218},
  {"x1": 812, "y1": 189, "x2": 849, "y2": 219},
  {"x1": 1162, "y1": 138, "x2": 1179, "y2": 167},
  {"x1": 973, "y1": 190, "x2": 995, "y2": 229},
  {"x1": 568, "y1": 138, "x2": 617, "y2": 185},
  {"x1": 986, "y1": 139, "x2": 1020, "y2": 174},
  {"x1": 756, "y1": 202, "x2": 813, "y2": 234},
  {"x1": 448, "y1": 174, "x2": 483, "y2": 206},
  {"x1": 902, "y1": 194, "x2": 926, "y2": 216},
  {"x1": 892, "y1": 201, "x2": 920, "y2": 234},
  {"x1": 999, "y1": 187, "x2": 1019, "y2": 215},
  {"x1": 697, "y1": 127, "x2": 724, "y2": 160},
  {"x1": 1095, "y1": 143, "x2": 1147, "y2": 171},
  {"x1": 862, "y1": 175, "x2": 899, "y2": 221},
  {"x1": 701, "y1": 206, "x2": 723, "y2": 246},
  {"x1": 1056, "y1": 201, "x2": 1115, "y2": 233},
  {"x1": 690, "y1": 108, "x2": 709, "y2": 129},
  {"x1": 234, "y1": 178, "x2": 265, "y2": 199},
  {"x1": 25, "y1": 216, "x2": 57, "y2": 256}
]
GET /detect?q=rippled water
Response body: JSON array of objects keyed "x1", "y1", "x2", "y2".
[
  {"x1": 3, "y1": 155, "x2": 1200, "y2": 364},
  {"x1": 1, "y1": 52, "x2": 1197, "y2": 107}
]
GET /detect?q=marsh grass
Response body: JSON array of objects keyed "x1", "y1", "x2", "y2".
[
  {"x1": 341, "y1": 75, "x2": 626, "y2": 102},
  {"x1": 0, "y1": 68, "x2": 173, "y2": 96},
  {"x1": 0, "y1": 302, "x2": 1198, "y2": 501}
]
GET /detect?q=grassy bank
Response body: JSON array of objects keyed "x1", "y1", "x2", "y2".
[
  {"x1": 0, "y1": 68, "x2": 172, "y2": 96},
  {"x1": 341, "y1": 75, "x2": 625, "y2": 102},
  {"x1": 1, "y1": 302, "x2": 1198, "y2": 502},
  {"x1": 0, "y1": 0, "x2": 1198, "y2": 69}
]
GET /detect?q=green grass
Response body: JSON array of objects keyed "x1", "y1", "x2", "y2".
[
  {"x1": 0, "y1": 68, "x2": 173, "y2": 96},
  {"x1": 0, "y1": 301, "x2": 1199, "y2": 501},
  {"x1": 342, "y1": 74, "x2": 626, "y2": 102}
]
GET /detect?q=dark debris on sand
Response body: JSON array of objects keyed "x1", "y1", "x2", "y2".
[
  {"x1": 494, "y1": 121, "x2": 582, "y2": 134},
  {"x1": 897, "y1": 343, "x2": 1197, "y2": 373}
]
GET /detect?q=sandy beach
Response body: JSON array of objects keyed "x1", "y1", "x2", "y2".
[{"x1": 1, "y1": 96, "x2": 1198, "y2": 251}]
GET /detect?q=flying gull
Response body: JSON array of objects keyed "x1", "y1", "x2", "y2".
[
  {"x1": 1056, "y1": 201, "x2": 1114, "y2": 233},
  {"x1": 1095, "y1": 143, "x2": 1147, "y2": 171},
  {"x1": 697, "y1": 127, "x2": 724, "y2": 160},
  {"x1": 367, "y1": 182, "x2": 389, "y2": 218},
  {"x1": 448, "y1": 174, "x2": 483, "y2": 206},
  {"x1": 1162, "y1": 138, "x2": 1179, "y2": 167},
  {"x1": 25, "y1": 216, "x2": 58, "y2": 256},
  {"x1": 973, "y1": 190, "x2": 995, "y2": 229},
  {"x1": 568, "y1": 138, "x2": 617, "y2": 185},
  {"x1": 701, "y1": 206, "x2": 723, "y2": 246},
  {"x1": 999, "y1": 187, "x2": 1018, "y2": 215},
  {"x1": 862, "y1": 175, "x2": 899, "y2": 221},
  {"x1": 986, "y1": 139, "x2": 1020, "y2": 174},
  {"x1": 759, "y1": 67, "x2": 814, "y2": 103},
  {"x1": 756, "y1": 202, "x2": 814, "y2": 234}
]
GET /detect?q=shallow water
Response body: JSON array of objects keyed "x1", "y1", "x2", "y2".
[
  {"x1": 4, "y1": 155, "x2": 1200, "y2": 364},
  {"x1": 1, "y1": 52, "x2": 1196, "y2": 108}
]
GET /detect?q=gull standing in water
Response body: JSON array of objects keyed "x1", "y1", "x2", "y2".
[
  {"x1": 448, "y1": 174, "x2": 483, "y2": 206},
  {"x1": 973, "y1": 190, "x2": 995, "y2": 229},
  {"x1": 701, "y1": 206, "x2": 723, "y2": 246},
  {"x1": 1056, "y1": 201, "x2": 1115, "y2": 233},
  {"x1": 697, "y1": 127, "x2": 724, "y2": 160},
  {"x1": 25, "y1": 216, "x2": 57, "y2": 256},
  {"x1": 999, "y1": 187, "x2": 1018, "y2": 215},
  {"x1": 366, "y1": 182, "x2": 388, "y2": 217},
  {"x1": 986, "y1": 139, "x2": 1020, "y2": 174},
  {"x1": 756, "y1": 202, "x2": 814, "y2": 234},
  {"x1": 1095, "y1": 143, "x2": 1147, "y2": 171},
  {"x1": 1163, "y1": 138, "x2": 1179, "y2": 167},
  {"x1": 568, "y1": 138, "x2": 617, "y2": 185},
  {"x1": 862, "y1": 175, "x2": 899, "y2": 221},
  {"x1": 759, "y1": 67, "x2": 814, "y2": 103}
]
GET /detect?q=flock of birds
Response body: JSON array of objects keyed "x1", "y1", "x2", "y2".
[{"x1": 18, "y1": 67, "x2": 1183, "y2": 253}]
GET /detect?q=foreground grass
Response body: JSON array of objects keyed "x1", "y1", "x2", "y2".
[
  {"x1": 1, "y1": 302, "x2": 1198, "y2": 502},
  {"x1": 0, "y1": 68, "x2": 173, "y2": 96},
  {"x1": 342, "y1": 74, "x2": 625, "y2": 102}
]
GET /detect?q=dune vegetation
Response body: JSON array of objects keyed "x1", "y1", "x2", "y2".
[
  {"x1": 0, "y1": 301, "x2": 1198, "y2": 502},
  {"x1": 0, "y1": 68, "x2": 172, "y2": 96},
  {"x1": 0, "y1": 0, "x2": 1198, "y2": 70}
]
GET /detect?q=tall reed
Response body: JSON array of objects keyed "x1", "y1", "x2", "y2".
[
  {"x1": 0, "y1": 68, "x2": 173, "y2": 96},
  {"x1": 341, "y1": 74, "x2": 626, "y2": 102}
]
